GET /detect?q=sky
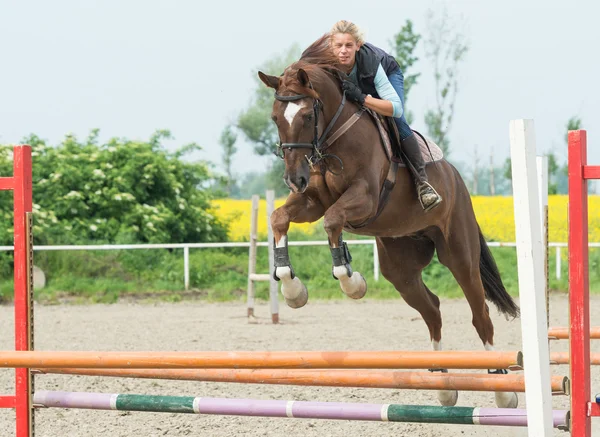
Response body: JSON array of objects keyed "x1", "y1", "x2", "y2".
[{"x1": 1, "y1": 0, "x2": 599, "y2": 180}]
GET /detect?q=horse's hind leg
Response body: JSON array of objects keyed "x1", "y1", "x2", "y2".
[
  {"x1": 434, "y1": 221, "x2": 518, "y2": 409},
  {"x1": 377, "y1": 236, "x2": 458, "y2": 407}
]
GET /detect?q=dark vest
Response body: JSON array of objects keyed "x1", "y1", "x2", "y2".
[{"x1": 353, "y1": 43, "x2": 401, "y2": 98}]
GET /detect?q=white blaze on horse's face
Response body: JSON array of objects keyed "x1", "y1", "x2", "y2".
[{"x1": 283, "y1": 101, "x2": 306, "y2": 131}]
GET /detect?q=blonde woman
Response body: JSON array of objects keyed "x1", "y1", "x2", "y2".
[{"x1": 330, "y1": 20, "x2": 441, "y2": 212}]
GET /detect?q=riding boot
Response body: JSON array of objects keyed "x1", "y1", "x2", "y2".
[{"x1": 401, "y1": 133, "x2": 442, "y2": 212}]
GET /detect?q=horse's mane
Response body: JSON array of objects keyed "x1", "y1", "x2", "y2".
[{"x1": 282, "y1": 34, "x2": 345, "y2": 98}]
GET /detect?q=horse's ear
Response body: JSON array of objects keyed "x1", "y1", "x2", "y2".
[
  {"x1": 258, "y1": 71, "x2": 280, "y2": 89},
  {"x1": 297, "y1": 68, "x2": 310, "y2": 88}
]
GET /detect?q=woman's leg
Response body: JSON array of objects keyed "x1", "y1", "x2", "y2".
[{"x1": 387, "y1": 71, "x2": 442, "y2": 212}]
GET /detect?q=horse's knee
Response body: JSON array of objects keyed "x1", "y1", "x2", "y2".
[
  {"x1": 323, "y1": 209, "x2": 345, "y2": 235},
  {"x1": 270, "y1": 208, "x2": 290, "y2": 238}
]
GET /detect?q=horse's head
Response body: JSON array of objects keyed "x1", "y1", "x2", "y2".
[
  {"x1": 258, "y1": 35, "x2": 345, "y2": 194},
  {"x1": 258, "y1": 68, "x2": 322, "y2": 193}
]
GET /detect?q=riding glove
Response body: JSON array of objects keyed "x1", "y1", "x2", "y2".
[{"x1": 342, "y1": 80, "x2": 366, "y2": 105}]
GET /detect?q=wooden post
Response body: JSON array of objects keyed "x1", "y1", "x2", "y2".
[
  {"x1": 266, "y1": 190, "x2": 279, "y2": 324},
  {"x1": 246, "y1": 195, "x2": 259, "y2": 320}
]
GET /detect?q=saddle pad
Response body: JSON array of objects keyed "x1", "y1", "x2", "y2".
[
  {"x1": 391, "y1": 133, "x2": 445, "y2": 166},
  {"x1": 416, "y1": 134, "x2": 444, "y2": 163}
]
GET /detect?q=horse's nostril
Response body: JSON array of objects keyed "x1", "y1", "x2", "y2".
[{"x1": 299, "y1": 177, "x2": 307, "y2": 190}]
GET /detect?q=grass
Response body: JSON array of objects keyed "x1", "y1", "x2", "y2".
[{"x1": 0, "y1": 232, "x2": 596, "y2": 305}]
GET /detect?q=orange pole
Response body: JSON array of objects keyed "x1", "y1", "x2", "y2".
[
  {"x1": 34, "y1": 367, "x2": 568, "y2": 394},
  {"x1": 0, "y1": 350, "x2": 522, "y2": 370},
  {"x1": 548, "y1": 326, "x2": 600, "y2": 340},
  {"x1": 550, "y1": 352, "x2": 600, "y2": 365}
]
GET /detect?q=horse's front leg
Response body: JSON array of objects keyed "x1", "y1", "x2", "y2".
[
  {"x1": 323, "y1": 180, "x2": 374, "y2": 299},
  {"x1": 271, "y1": 193, "x2": 325, "y2": 308}
]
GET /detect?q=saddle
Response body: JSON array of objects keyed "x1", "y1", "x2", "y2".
[
  {"x1": 346, "y1": 110, "x2": 444, "y2": 229},
  {"x1": 366, "y1": 109, "x2": 444, "y2": 166}
]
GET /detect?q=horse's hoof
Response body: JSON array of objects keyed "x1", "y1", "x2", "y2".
[
  {"x1": 345, "y1": 273, "x2": 367, "y2": 299},
  {"x1": 282, "y1": 277, "x2": 308, "y2": 309},
  {"x1": 437, "y1": 389, "x2": 458, "y2": 406},
  {"x1": 495, "y1": 391, "x2": 518, "y2": 409}
]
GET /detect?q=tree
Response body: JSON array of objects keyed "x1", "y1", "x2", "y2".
[
  {"x1": 489, "y1": 149, "x2": 496, "y2": 196},
  {"x1": 565, "y1": 116, "x2": 583, "y2": 143},
  {"x1": 237, "y1": 44, "x2": 302, "y2": 156},
  {"x1": 502, "y1": 153, "x2": 560, "y2": 194},
  {"x1": 389, "y1": 20, "x2": 421, "y2": 124},
  {"x1": 0, "y1": 131, "x2": 230, "y2": 245},
  {"x1": 471, "y1": 145, "x2": 480, "y2": 194},
  {"x1": 237, "y1": 44, "x2": 302, "y2": 196},
  {"x1": 560, "y1": 116, "x2": 584, "y2": 193},
  {"x1": 423, "y1": 7, "x2": 469, "y2": 155},
  {"x1": 502, "y1": 156, "x2": 512, "y2": 183},
  {"x1": 547, "y1": 152, "x2": 560, "y2": 194},
  {"x1": 219, "y1": 124, "x2": 237, "y2": 195}
]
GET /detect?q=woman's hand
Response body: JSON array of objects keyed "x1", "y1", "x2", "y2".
[
  {"x1": 342, "y1": 80, "x2": 394, "y2": 117},
  {"x1": 342, "y1": 80, "x2": 366, "y2": 105}
]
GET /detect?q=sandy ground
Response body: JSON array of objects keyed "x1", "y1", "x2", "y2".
[{"x1": 0, "y1": 294, "x2": 599, "y2": 437}]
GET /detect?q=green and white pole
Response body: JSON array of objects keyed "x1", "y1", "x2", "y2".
[{"x1": 33, "y1": 391, "x2": 568, "y2": 428}]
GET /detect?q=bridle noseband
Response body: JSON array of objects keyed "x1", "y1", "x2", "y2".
[{"x1": 273, "y1": 87, "x2": 347, "y2": 173}]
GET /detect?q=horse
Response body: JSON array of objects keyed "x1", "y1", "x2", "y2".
[{"x1": 257, "y1": 35, "x2": 520, "y2": 409}]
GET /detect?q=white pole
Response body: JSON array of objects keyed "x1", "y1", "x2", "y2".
[
  {"x1": 184, "y1": 245, "x2": 190, "y2": 291},
  {"x1": 536, "y1": 156, "x2": 548, "y2": 240},
  {"x1": 509, "y1": 119, "x2": 553, "y2": 436},
  {"x1": 266, "y1": 190, "x2": 279, "y2": 324},
  {"x1": 536, "y1": 156, "x2": 549, "y2": 327},
  {"x1": 373, "y1": 241, "x2": 379, "y2": 281},
  {"x1": 247, "y1": 195, "x2": 259, "y2": 320}
]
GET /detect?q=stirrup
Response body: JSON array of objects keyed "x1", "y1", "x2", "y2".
[{"x1": 417, "y1": 181, "x2": 442, "y2": 212}]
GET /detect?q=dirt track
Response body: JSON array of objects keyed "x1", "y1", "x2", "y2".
[{"x1": 1, "y1": 294, "x2": 599, "y2": 436}]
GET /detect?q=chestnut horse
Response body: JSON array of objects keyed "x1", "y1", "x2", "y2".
[{"x1": 258, "y1": 36, "x2": 519, "y2": 408}]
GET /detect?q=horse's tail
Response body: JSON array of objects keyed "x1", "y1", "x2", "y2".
[{"x1": 478, "y1": 226, "x2": 520, "y2": 319}]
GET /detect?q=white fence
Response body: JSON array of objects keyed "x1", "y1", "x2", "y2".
[{"x1": 0, "y1": 240, "x2": 595, "y2": 290}]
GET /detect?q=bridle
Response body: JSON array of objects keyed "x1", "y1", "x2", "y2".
[{"x1": 273, "y1": 85, "x2": 350, "y2": 173}]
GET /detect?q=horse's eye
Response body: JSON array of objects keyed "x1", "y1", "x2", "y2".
[{"x1": 306, "y1": 114, "x2": 313, "y2": 122}]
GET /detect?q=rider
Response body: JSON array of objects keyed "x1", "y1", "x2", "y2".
[{"x1": 329, "y1": 20, "x2": 442, "y2": 212}]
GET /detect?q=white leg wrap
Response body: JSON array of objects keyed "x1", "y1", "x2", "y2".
[
  {"x1": 485, "y1": 343, "x2": 519, "y2": 408},
  {"x1": 433, "y1": 341, "x2": 459, "y2": 406},
  {"x1": 277, "y1": 266, "x2": 307, "y2": 309},
  {"x1": 333, "y1": 265, "x2": 367, "y2": 299},
  {"x1": 275, "y1": 237, "x2": 308, "y2": 309}
]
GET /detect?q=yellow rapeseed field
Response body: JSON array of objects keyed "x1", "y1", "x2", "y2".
[
  {"x1": 211, "y1": 195, "x2": 600, "y2": 242},
  {"x1": 210, "y1": 198, "x2": 319, "y2": 241}
]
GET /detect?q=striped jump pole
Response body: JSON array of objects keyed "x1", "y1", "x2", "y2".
[
  {"x1": 548, "y1": 326, "x2": 600, "y2": 340},
  {"x1": 32, "y1": 390, "x2": 569, "y2": 429},
  {"x1": 34, "y1": 368, "x2": 569, "y2": 394},
  {"x1": 0, "y1": 350, "x2": 523, "y2": 370}
]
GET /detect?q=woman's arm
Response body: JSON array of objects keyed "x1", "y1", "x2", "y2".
[
  {"x1": 364, "y1": 64, "x2": 403, "y2": 118},
  {"x1": 364, "y1": 95, "x2": 394, "y2": 117}
]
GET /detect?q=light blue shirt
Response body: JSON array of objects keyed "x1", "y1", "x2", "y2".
[{"x1": 349, "y1": 63, "x2": 403, "y2": 118}]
